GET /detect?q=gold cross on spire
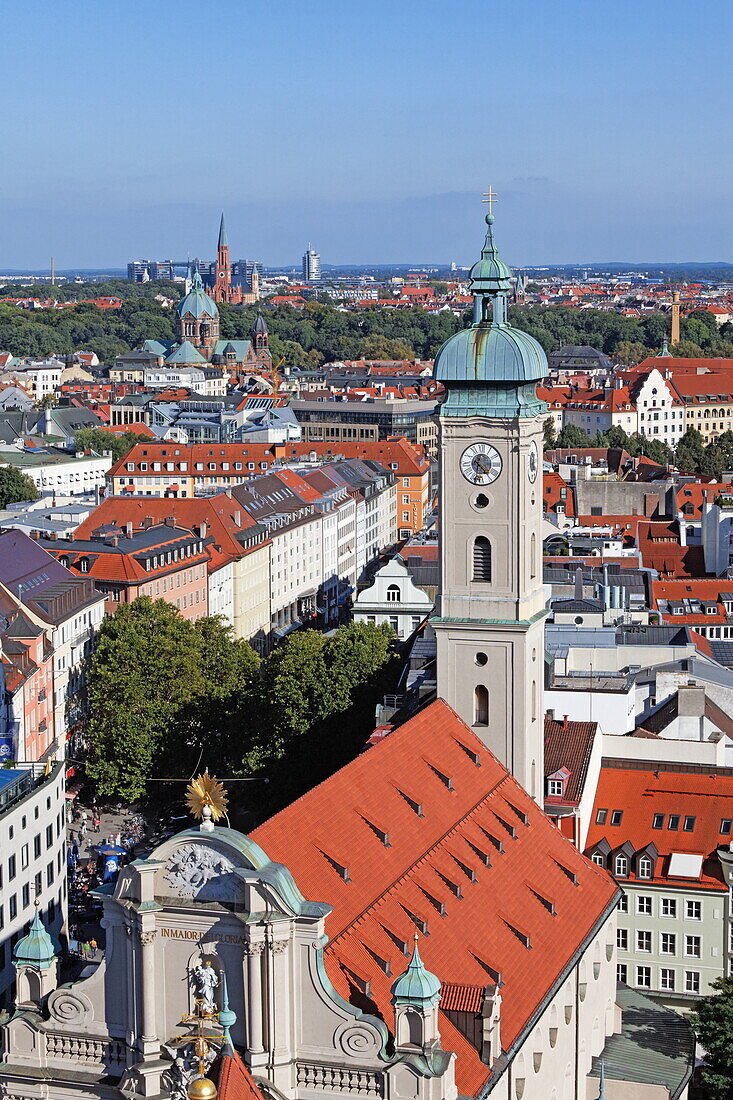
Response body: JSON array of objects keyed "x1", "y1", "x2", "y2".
[{"x1": 482, "y1": 186, "x2": 499, "y2": 215}]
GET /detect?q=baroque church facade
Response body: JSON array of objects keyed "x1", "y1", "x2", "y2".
[{"x1": 0, "y1": 208, "x2": 693, "y2": 1100}]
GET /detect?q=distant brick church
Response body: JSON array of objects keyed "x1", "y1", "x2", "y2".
[
  {"x1": 140, "y1": 273, "x2": 272, "y2": 373},
  {"x1": 203, "y1": 214, "x2": 260, "y2": 305}
]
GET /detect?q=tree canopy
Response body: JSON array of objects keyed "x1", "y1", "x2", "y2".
[
  {"x1": 0, "y1": 466, "x2": 40, "y2": 508},
  {"x1": 691, "y1": 976, "x2": 733, "y2": 1099},
  {"x1": 84, "y1": 600, "x2": 395, "y2": 816},
  {"x1": 2, "y1": 280, "x2": 733, "y2": 370},
  {"x1": 74, "y1": 427, "x2": 151, "y2": 462}
]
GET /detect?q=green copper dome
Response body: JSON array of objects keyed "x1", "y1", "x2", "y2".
[
  {"x1": 14, "y1": 910, "x2": 57, "y2": 969},
  {"x1": 391, "y1": 938, "x2": 441, "y2": 1006},
  {"x1": 434, "y1": 210, "x2": 548, "y2": 418},
  {"x1": 469, "y1": 214, "x2": 513, "y2": 293},
  {"x1": 177, "y1": 270, "x2": 219, "y2": 320}
]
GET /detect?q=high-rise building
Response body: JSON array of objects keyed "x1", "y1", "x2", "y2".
[
  {"x1": 302, "y1": 243, "x2": 321, "y2": 282},
  {"x1": 432, "y1": 207, "x2": 549, "y2": 801}
]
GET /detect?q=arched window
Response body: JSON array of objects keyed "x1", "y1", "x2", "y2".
[
  {"x1": 614, "y1": 854, "x2": 629, "y2": 878},
  {"x1": 637, "y1": 855, "x2": 653, "y2": 879},
  {"x1": 386, "y1": 584, "x2": 401, "y2": 603},
  {"x1": 530, "y1": 532, "x2": 537, "y2": 579},
  {"x1": 473, "y1": 536, "x2": 491, "y2": 582},
  {"x1": 397, "y1": 1008, "x2": 423, "y2": 1047},
  {"x1": 474, "y1": 685, "x2": 489, "y2": 726}
]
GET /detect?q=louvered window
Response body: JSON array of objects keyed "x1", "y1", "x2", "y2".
[{"x1": 473, "y1": 537, "x2": 491, "y2": 582}]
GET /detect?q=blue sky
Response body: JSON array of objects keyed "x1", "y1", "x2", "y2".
[{"x1": 1, "y1": 0, "x2": 731, "y2": 268}]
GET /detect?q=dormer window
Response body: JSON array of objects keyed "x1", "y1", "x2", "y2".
[
  {"x1": 637, "y1": 856, "x2": 653, "y2": 879},
  {"x1": 547, "y1": 778, "x2": 564, "y2": 797},
  {"x1": 79, "y1": 559, "x2": 89, "y2": 573},
  {"x1": 614, "y1": 854, "x2": 629, "y2": 877}
]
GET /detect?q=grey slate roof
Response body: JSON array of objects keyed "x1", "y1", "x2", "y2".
[{"x1": 589, "y1": 985, "x2": 694, "y2": 1100}]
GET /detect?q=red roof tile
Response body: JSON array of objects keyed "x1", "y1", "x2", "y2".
[
  {"x1": 586, "y1": 766, "x2": 733, "y2": 891},
  {"x1": 253, "y1": 700, "x2": 618, "y2": 1094}
]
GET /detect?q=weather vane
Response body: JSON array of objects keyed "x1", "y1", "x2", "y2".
[
  {"x1": 185, "y1": 770, "x2": 228, "y2": 828},
  {"x1": 482, "y1": 186, "x2": 499, "y2": 216}
]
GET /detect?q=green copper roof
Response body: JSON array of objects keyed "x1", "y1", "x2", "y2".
[
  {"x1": 165, "y1": 341, "x2": 208, "y2": 365},
  {"x1": 391, "y1": 938, "x2": 441, "y2": 1006},
  {"x1": 434, "y1": 209, "x2": 548, "y2": 413},
  {"x1": 177, "y1": 270, "x2": 219, "y2": 321},
  {"x1": 218, "y1": 212, "x2": 228, "y2": 250},
  {"x1": 14, "y1": 910, "x2": 57, "y2": 969},
  {"x1": 469, "y1": 214, "x2": 512, "y2": 293}
]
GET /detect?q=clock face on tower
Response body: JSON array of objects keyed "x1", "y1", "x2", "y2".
[
  {"x1": 527, "y1": 440, "x2": 539, "y2": 483},
  {"x1": 460, "y1": 443, "x2": 503, "y2": 485}
]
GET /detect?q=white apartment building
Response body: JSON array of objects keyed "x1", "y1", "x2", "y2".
[
  {"x1": 635, "y1": 368, "x2": 686, "y2": 447},
  {"x1": 0, "y1": 762, "x2": 67, "y2": 1009},
  {"x1": 6, "y1": 359, "x2": 63, "y2": 400},
  {"x1": 353, "y1": 557, "x2": 432, "y2": 639},
  {"x1": 1, "y1": 452, "x2": 113, "y2": 499},
  {"x1": 44, "y1": 582, "x2": 106, "y2": 752}
]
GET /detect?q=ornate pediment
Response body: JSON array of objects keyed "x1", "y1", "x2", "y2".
[{"x1": 163, "y1": 844, "x2": 243, "y2": 902}]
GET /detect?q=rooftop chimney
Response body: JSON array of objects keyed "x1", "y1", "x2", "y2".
[{"x1": 125, "y1": 521, "x2": 133, "y2": 538}]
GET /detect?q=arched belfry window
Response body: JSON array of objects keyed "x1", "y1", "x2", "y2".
[
  {"x1": 474, "y1": 685, "x2": 489, "y2": 726},
  {"x1": 473, "y1": 536, "x2": 492, "y2": 582},
  {"x1": 386, "y1": 584, "x2": 401, "y2": 603}
]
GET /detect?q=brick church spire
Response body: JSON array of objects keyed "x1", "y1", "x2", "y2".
[{"x1": 215, "y1": 212, "x2": 232, "y2": 297}]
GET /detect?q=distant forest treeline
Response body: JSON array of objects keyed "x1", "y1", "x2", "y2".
[{"x1": 0, "y1": 279, "x2": 731, "y2": 366}]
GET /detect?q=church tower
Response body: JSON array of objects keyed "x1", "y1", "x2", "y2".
[
  {"x1": 214, "y1": 212, "x2": 232, "y2": 298},
  {"x1": 432, "y1": 202, "x2": 549, "y2": 800}
]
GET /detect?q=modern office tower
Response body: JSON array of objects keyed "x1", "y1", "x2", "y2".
[{"x1": 302, "y1": 243, "x2": 321, "y2": 282}]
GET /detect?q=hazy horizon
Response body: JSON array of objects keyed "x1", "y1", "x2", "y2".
[{"x1": 1, "y1": 1, "x2": 731, "y2": 269}]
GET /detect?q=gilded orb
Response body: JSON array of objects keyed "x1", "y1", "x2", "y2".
[{"x1": 187, "y1": 1077, "x2": 218, "y2": 1100}]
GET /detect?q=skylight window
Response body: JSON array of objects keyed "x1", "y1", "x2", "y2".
[
  {"x1": 668, "y1": 815, "x2": 680, "y2": 830},
  {"x1": 652, "y1": 813, "x2": 664, "y2": 829},
  {"x1": 610, "y1": 810, "x2": 623, "y2": 826}
]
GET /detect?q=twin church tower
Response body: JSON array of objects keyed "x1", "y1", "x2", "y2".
[{"x1": 434, "y1": 205, "x2": 548, "y2": 801}]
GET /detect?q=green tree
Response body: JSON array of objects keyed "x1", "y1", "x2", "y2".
[
  {"x1": 543, "y1": 417, "x2": 557, "y2": 450},
  {"x1": 74, "y1": 427, "x2": 149, "y2": 462},
  {"x1": 605, "y1": 425, "x2": 629, "y2": 449},
  {"x1": 86, "y1": 598, "x2": 206, "y2": 801},
  {"x1": 0, "y1": 467, "x2": 40, "y2": 508},
  {"x1": 557, "y1": 424, "x2": 589, "y2": 448},
  {"x1": 358, "y1": 334, "x2": 415, "y2": 360},
  {"x1": 254, "y1": 631, "x2": 335, "y2": 765},
  {"x1": 323, "y1": 621, "x2": 393, "y2": 713},
  {"x1": 160, "y1": 616, "x2": 260, "y2": 779},
  {"x1": 691, "y1": 977, "x2": 733, "y2": 1099},
  {"x1": 671, "y1": 339, "x2": 705, "y2": 358},
  {"x1": 675, "y1": 428, "x2": 706, "y2": 474},
  {"x1": 643, "y1": 438, "x2": 674, "y2": 466},
  {"x1": 37, "y1": 393, "x2": 58, "y2": 410},
  {"x1": 614, "y1": 340, "x2": 651, "y2": 366}
]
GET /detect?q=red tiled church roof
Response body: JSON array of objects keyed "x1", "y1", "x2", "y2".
[
  {"x1": 215, "y1": 1048, "x2": 267, "y2": 1100},
  {"x1": 253, "y1": 700, "x2": 619, "y2": 1095}
]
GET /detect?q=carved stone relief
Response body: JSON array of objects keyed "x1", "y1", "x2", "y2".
[{"x1": 163, "y1": 844, "x2": 241, "y2": 901}]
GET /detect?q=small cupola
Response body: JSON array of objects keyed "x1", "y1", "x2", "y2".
[
  {"x1": 13, "y1": 908, "x2": 59, "y2": 1008},
  {"x1": 391, "y1": 935, "x2": 442, "y2": 1051}
]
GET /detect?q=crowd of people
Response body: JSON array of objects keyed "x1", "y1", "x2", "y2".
[{"x1": 65, "y1": 801, "x2": 148, "y2": 961}]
